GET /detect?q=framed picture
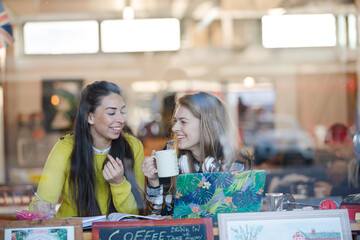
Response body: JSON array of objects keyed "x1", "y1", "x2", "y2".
[
  {"x1": 218, "y1": 209, "x2": 352, "y2": 240},
  {"x1": 0, "y1": 218, "x2": 82, "y2": 240},
  {"x1": 42, "y1": 79, "x2": 83, "y2": 132}
]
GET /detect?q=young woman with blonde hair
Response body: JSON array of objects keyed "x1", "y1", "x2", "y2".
[{"x1": 142, "y1": 92, "x2": 254, "y2": 215}]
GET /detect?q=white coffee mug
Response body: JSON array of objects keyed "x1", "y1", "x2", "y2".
[{"x1": 154, "y1": 149, "x2": 179, "y2": 178}]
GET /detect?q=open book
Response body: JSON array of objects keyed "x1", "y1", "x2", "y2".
[{"x1": 79, "y1": 213, "x2": 165, "y2": 229}]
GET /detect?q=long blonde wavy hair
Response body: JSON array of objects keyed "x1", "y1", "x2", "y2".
[{"x1": 173, "y1": 92, "x2": 241, "y2": 172}]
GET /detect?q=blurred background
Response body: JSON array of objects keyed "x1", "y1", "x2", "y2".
[{"x1": 0, "y1": 0, "x2": 359, "y2": 215}]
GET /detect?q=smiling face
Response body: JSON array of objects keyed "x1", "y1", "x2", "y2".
[
  {"x1": 87, "y1": 93, "x2": 127, "y2": 149},
  {"x1": 172, "y1": 105, "x2": 201, "y2": 160}
]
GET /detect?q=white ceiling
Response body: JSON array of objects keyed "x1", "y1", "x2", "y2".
[
  {"x1": 3, "y1": 0, "x2": 357, "y2": 23},
  {"x1": 3, "y1": 0, "x2": 358, "y2": 82}
]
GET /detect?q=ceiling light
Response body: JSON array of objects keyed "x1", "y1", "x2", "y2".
[
  {"x1": 101, "y1": 18, "x2": 180, "y2": 53},
  {"x1": 243, "y1": 77, "x2": 255, "y2": 88},
  {"x1": 262, "y1": 14, "x2": 336, "y2": 48},
  {"x1": 131, "y1": 81, "x2": 167, "y2": 92},
  {"x1": 123, "y1": 6, "x2": 135, "y2": 20}
]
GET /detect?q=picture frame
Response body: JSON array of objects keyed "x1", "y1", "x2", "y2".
[
  {"x1": 218, "y1": 209, "x2": 352, "y2": 240},
  {"x1": 92, "y1": 218, "x2": 214, "y2": 240},
  {"x1": 0, "y1": 218, "x2": 83, "y2": 240},
  {"x1": 42, "y1": 79, "x2": 83, "y2": 132}
]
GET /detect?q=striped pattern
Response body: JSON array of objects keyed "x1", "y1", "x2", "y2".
[{"x1": 0, "y1": 0, "x2": 13, "y2": 48}]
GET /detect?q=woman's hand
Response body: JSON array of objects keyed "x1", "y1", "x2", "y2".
[
  {"x1": 103, "y1": 154, "x2": 125, "y2": 185},
  {"x1": 50, "y1": 204, "x2": 57, "y2": 218},
  {"x1": 141, "y1": 150, "x2": 160, "y2": 187}
]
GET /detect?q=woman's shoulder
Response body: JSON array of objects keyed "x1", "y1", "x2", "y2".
[
  {"x1": 124, "y1": 133, "x2": 143, "y2": 148},
  {"x1": 56, "y1": 132, "x2": 74, "y2": 147},
  {"x1": 49, "y1": 132, "x2": 74, "y2": 157}
]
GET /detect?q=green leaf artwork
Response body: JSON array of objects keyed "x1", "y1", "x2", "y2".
[{"x1": 174, "y1": 170, "x2": 266, "y2": 224}]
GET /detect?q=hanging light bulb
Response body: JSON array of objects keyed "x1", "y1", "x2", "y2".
[{"x1": 243, "y1": 76, "x2": 255, "y2": 88}]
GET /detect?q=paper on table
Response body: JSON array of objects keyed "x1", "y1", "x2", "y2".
[
  {"x1": 107, "y1": 212, "x2": 165, "y2": 221},
  {"x1": 69, "y1": 215, "x2": 106, "y2": 229},
  {"x1": 75, "y1": 213, "x2": 164, "y2": 229}
]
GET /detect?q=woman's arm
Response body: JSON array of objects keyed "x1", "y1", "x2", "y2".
[
  {"x1": 132, "y1": 139, "x2": 145, "y2": 190},
  {"x1": 142, "y1": 141, "x2": 175, "y2": 216},
  {"x1": 145, "y1": 184, "x2": 165, "y2": 215},
  {"x1": 111, "y1": 135, "x2": 145, "y2": 214},
  {"x1": 142, "y1": 150, "x2": 166, "y2": 215},
  {"x1": 145, "y1": 178, "x2": 174, "y2": 215},
  {"x1": 29, "y1": 136, "x2": 72, "y2": 211}
]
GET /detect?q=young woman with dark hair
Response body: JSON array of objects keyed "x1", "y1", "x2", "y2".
[{"x1": 29, "y1": 81, "x2": 145, "y2": 218}]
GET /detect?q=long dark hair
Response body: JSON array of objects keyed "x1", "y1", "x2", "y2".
[{"x1": 69, "y1": 81, "x2": 144, "y2": 216}]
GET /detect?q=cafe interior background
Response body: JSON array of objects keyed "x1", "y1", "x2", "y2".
[{"x1": 0, "y1": 0, "x2": 359, "y2": 215}]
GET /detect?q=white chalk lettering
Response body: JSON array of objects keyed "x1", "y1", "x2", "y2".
[
  {"x1": 109, "y1": 230, "x2": 120, "y2": 240},
  {"x1": 185, "y1": 235, "x2": 203, "y2": 240},
  {"x1": 123, "y1": 232, "x2": 133, "y2": 240},
  {"x1": 192, "y1": 225, "x2": 201, "y2": 232},
  {"x1": 134, "y1": 230, "x2": 146, "y2": 240},
  {"x1": 152, "y1": 232, "x2": 159, "y2": 240},
  {"x1": 143, "y1": 230, "x2": 155, "y2": 240},
  {"x1": 171, "y1": 226, "x2": 190, "y2": 233},
  {"x1": 159, "y1": 230, "x2": 167, "y2": 240}
]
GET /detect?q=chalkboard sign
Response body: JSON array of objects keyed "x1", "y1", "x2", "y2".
[{"x1": 92, "y1": 218, "x2": 214, "y2": 240}]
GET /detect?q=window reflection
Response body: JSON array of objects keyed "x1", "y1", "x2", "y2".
[
  {"x1": 2, "y1": 1, "x2": 360, "y2": 219},
  {"x1": 23, "y1": 21, "x2": 99, "y2": 54}
]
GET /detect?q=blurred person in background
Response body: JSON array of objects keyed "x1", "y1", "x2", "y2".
[
  {"x1": 141, "y1": 92, "x2": 254, "y2": 216},
  {"x1": 314, "y1": 123, "x2": 360, "y2": 197}
]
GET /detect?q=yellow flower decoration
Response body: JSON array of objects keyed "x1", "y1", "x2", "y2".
[
  {"x1": 176, "y1": 192, "x2": 183, "y2": 199},
  {"x1": 224, "y1": 197, "x2": 233, "y2": 204},
  {"x1": 256, "y1": 189, "x2": 264, "y2": 195},
  {"x1": 192, "y1": 207, "x2": 199, "y2": 213},
  {"x1": 203, "y1": 181, "x2": 211, "y2": 189}
]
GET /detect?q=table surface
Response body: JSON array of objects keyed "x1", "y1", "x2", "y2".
[
  {"x1": 1, "y1": 211, "x2": 359, "y2": 240},
  {"x1": 81, "y1": 222, "x2": 360, "y2": 240}
]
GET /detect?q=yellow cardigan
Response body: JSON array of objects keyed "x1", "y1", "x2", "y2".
[{"x1": 29, "y1": 133, "x2": 145, "y2": 218}]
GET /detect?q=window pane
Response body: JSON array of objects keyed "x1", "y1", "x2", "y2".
[
  {"x1": 101, "y1": 18, "x2": 181, "y2": 52},
  {"x1": 262, "y1": 14, "x2": 336, "y2": 48},
  {"x1": 24, "y1": 21, "x2": 99, "y2": 54}
]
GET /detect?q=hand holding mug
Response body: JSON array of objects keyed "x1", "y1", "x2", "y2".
[{"x1": 141, "y1": 150, "x2": 160, "y2": 187}]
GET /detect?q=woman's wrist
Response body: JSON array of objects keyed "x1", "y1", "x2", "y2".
[{"x1": 147, "y1": 178, "x2": 160, "y2": 188}]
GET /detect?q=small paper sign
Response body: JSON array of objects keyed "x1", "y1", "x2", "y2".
[{"x1": 0, "y1": 218, "x2": 82, "y2": 240}]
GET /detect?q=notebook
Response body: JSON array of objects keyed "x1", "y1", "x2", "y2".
[
  {"x1": 173, "y1": 170, "x2": 266, "y2": 224},
  {"x1": 72, "y1": 212, "x2": 164, "y2": 229}
]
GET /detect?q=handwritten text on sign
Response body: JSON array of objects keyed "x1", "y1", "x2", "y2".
[{"x1": 99, "y1": 224, "x2": 206, "y2": 240}]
